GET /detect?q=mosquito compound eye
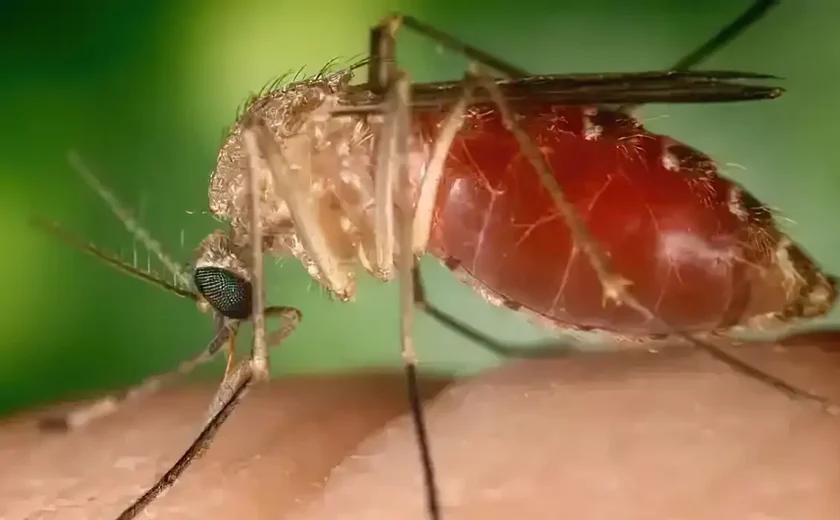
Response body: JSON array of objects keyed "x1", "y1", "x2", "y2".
[{"x1": 193, "y1": 266, "x2": 252, "y2": 320}]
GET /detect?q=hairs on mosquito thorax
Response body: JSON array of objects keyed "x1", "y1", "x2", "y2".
[{"x1": 226, "y1": 56, "x2": 372, "y2": 144}]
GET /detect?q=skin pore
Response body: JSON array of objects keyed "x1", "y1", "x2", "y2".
[{"x1": 2, "y1": 333, "x2": 839, "y2": 520}]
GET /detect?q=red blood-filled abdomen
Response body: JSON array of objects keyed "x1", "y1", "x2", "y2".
[{"x1": 417, "y1": 106, "x2": 835, "y2": 335}]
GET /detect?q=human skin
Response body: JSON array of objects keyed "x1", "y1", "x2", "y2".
[{"x1": 2, "y1": 333, "x2": 839, "y2": 520}]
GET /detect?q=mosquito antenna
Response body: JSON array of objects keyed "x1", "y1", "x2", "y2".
[
  {"x1": 67, "y1": 150, "x2": 192, "y2": 289},
  {"x1": 671, "y1": 0, "x2": 780, "y2": 71},
  {"x1": 31, "y1": 217, "x2": 199, "y2": 302}
]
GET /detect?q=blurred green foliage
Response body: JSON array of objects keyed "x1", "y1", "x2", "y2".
[{"x1": 1, "y1": 0, "x2": 838, "y2": 416}]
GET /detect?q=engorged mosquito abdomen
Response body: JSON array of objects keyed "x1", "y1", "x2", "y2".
[{"x1": 418, "y1": 105, "x2": 836, "y2": 335}]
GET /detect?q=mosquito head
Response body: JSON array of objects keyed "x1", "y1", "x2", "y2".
[{"x1": 193, "y1": 230, "x2": 253, "y2": 320}]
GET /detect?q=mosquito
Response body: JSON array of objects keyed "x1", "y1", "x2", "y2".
[{"x1": 32, "y1": 0, "x2": 838, "y2": 519}]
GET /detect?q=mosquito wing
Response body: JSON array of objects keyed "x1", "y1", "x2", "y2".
[{"x1": 338, "y1": 70, "x2": 783, "y2": 113}]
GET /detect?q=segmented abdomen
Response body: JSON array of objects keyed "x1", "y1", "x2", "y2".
[{"x1": 417, "y1": 105, "x2": 835, "y2": 335}]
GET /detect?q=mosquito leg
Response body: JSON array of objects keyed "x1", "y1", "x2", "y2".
[
  {"x1": 370, "y1": 14, "x2": 527, "y2": 86},
  {"x1": 371, "y1": 83, "x2": 397, "y2": 279},
  {"x1": 386, "y1": 1, "x2": 779, "y2": 82},
  {"x1": 237, "y1": 114, "x2": 272, "y2": 382},
  {"x1": 671, "y1": 0, "x2": 779, "y2": 71},
  {"x1": 363, "y1": 17, "x2": 400, "y2": 277},
  {"x1": 676, "y1": 332, "x2": 834, "y2": 409},
  {"x1": 411, "y1": 78, "x2": 475, "y2": 256},
  {"x1": 369, "y1": 17, "x2": 442, "y2": 520},
  {"x1": 245, "y1": 119, "x2": 271, "y2": 381},
  {"x1": 369, "y1": 52, "x2": 475, "y2": 278},
  {"x1": 264, "y1": 305, "x2": 303, "y2": 348},
  {"x1": 619, "y1": 0, "x2": 780, "y2": 113},
  {"x1": 411, "y1": 264, "x2": 581, "y2": 360},
  {"x1": 394, "y1": 74, "x2": 442, "y2": 520},
  {"x1": 38, "y1": 318, "x2": 238, "y2": 432}
]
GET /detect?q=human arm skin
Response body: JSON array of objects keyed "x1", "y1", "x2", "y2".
[{"x1": 2, "y1": 335, "x2": 839, "y2": 520}]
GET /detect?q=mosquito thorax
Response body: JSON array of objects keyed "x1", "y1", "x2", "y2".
[{"x1": 207, "y1": 64, "x2": 427, "y2": 303}]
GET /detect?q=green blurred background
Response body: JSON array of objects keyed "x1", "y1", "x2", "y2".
[{"x1": 1, "y1": 0, "x2": 838, "y2": 416}]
